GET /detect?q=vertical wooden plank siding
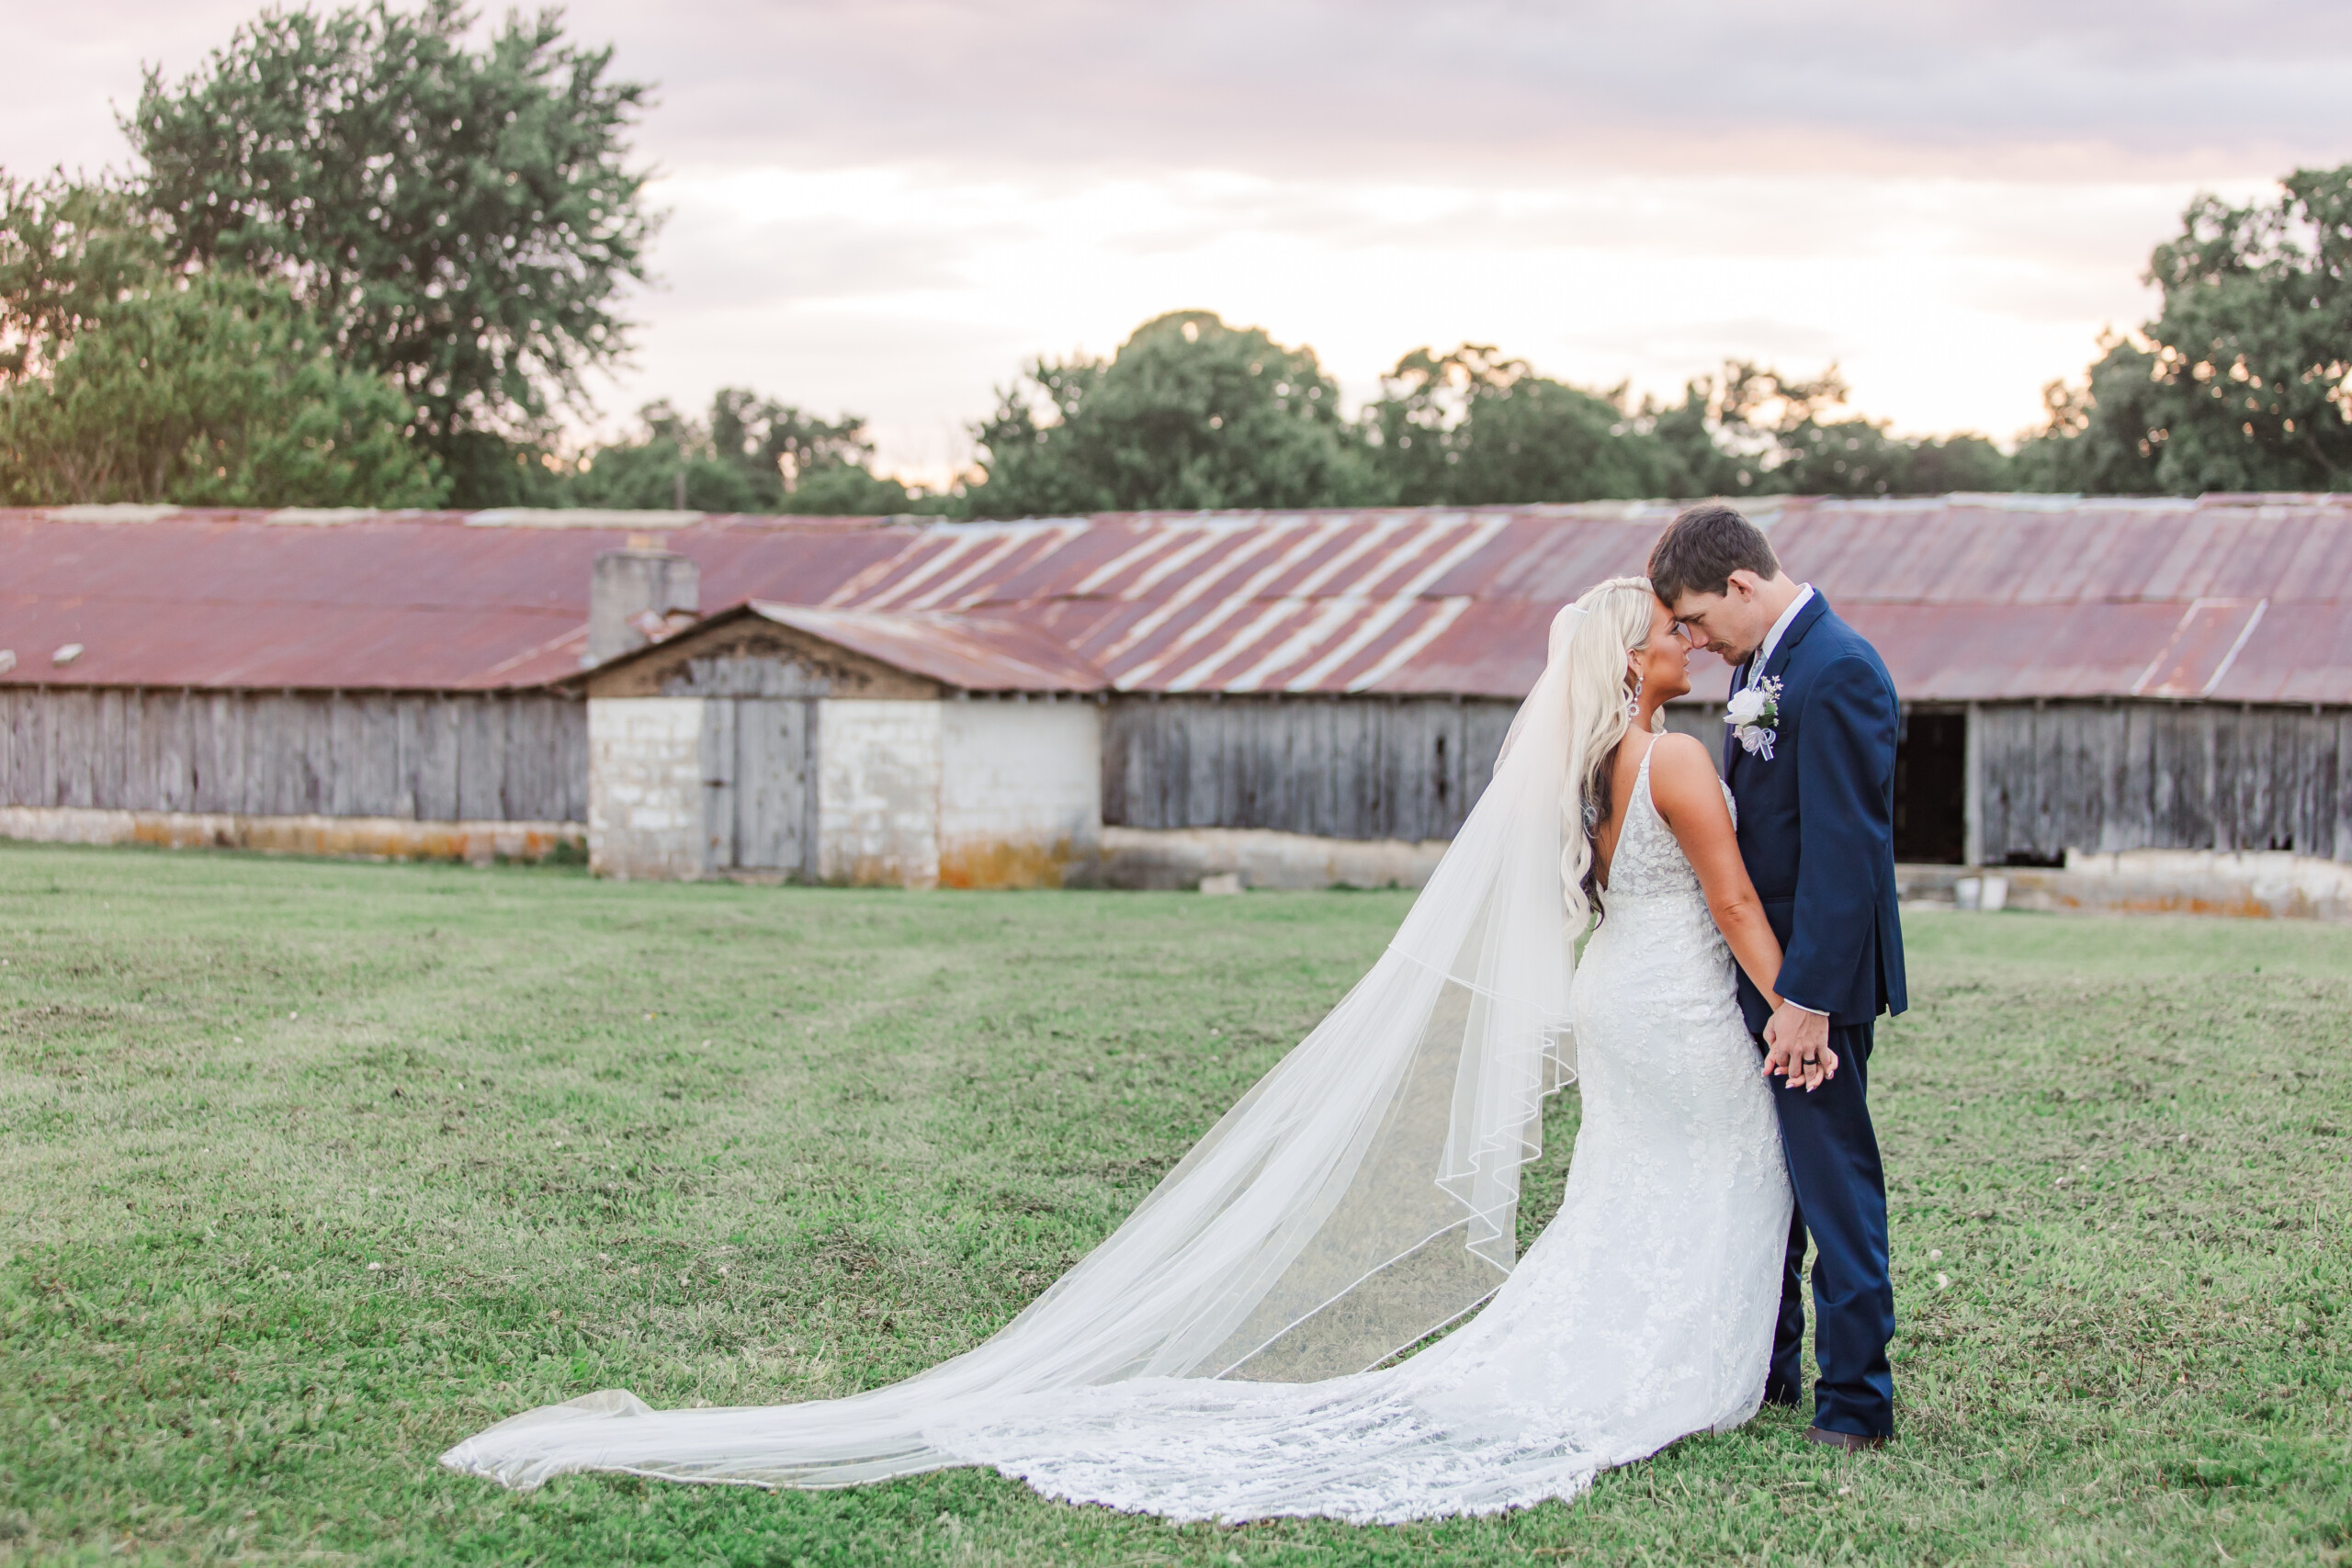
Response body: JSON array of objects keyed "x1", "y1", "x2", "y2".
[
  {"x1": 415, "y1": 696, "x2": 461, "y2": 820},
  {"x1": 731, "y1": 698, "x2": 811, "y2": 871},
  {"x1": 1102, "y1": 695, "x2": 1521, "y2": 842},
  {"x1": 293, "y1": 694, "x2": 334, "y2": 816},
  {"x1": 389, "y1": 698, "x2": 424, "y2": 820},
  {"x1": 0, "y1": 688, "x2": 587, "y2": 822},
  {"x1": 1101, "y1": 695, "x2": 2349, "y2": 857},
  {"x1": 698, "y1": 696, "x2": 737, "y2": 873},
  {"x1": 1974, "y1": 701, "x2": 2351, "y2": 863},
  {"x1": 161, "y1": 691, "x2": 196, "y2": 812},
  {"x1": 1, "y1": 686, "x2": 2345, "y2": 854}
]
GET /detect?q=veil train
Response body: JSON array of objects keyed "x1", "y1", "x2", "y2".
[{"x1": 443, "y1": 605, "x2": 1590, "y2": 1492}]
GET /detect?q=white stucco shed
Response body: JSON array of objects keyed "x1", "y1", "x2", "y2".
[{"x1": 579, "y1": 603, "x2": 1107, "y2": 887}]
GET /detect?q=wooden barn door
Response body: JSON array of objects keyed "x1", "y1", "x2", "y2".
[{"x1": 703, "y1": 698, "x2": 817, "y2": 877}]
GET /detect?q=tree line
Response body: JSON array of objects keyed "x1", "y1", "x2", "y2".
[
  {"x1": 964, "y1": 326, "x2": 2018, "y2": 518},
  {"x1": 3, "y1": 1, "x2": 2347, "y2": 514}
]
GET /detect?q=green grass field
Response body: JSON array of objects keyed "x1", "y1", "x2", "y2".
[{"x1": 1, "y1": 841, "x2": 2347, "y2": 1566}]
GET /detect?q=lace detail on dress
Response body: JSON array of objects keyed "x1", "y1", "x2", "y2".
[
  {"x1": 924, "y1": 742, "x2": 1793, "y2": 1525},
  {"x1": 1603, "y1": 742, "x2": 1735, "y2": 901}
]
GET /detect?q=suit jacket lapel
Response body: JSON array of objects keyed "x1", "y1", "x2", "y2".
[
  {"x1": 1730, "y1": 595, "x2": 1829, "y2": 781},
  {"x1": 1761, "y1": 592, "x2": 1831, "y2": 689}
]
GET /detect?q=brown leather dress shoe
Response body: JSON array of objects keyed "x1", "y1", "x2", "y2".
[{"x1": 1803, "y1": 1427, "x2": 1888, "y2": 1451}]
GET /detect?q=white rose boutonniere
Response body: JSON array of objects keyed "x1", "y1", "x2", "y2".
[{"x1": 1725, "y1": 677, "x2": 1783, "y2": 760}]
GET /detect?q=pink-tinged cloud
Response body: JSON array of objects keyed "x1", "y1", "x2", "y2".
[{"x1": 5, "y1": 1, "x2": 2346, "y2": 482}]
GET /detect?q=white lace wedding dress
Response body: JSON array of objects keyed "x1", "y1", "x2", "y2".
[
  {"x1": 443, "y1": 610, "x2": 1792, "y2": 1524},
  {"x1": 922, "y1": 748, "x2": 1792, "y2": 1522}
]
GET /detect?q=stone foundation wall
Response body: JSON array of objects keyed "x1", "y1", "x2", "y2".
[
  {"x1": 0, "y1": 805, "x2": 581, "y2": 863},
  {"x1": 1096, "y1": 826, "x2": 1447, "y2": 891},
  {"x1": 1896, "y1": 850, "x2": 2352, "y2": 920}
]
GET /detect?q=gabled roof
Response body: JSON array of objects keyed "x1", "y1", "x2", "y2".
[
  {"x1": 747, "y1": 604, "x2": 1110, "y2": 694},
  {"x1": 582, "y1": 601, "x2": 1111, "y2": 695},
  {"x1": 0, "y1": 495, "x2": 2347, "y2": 703}
]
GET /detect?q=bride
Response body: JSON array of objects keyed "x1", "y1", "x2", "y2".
[{"x1": 445, "y1": 577, "x2": 1836, "y2": 1524}]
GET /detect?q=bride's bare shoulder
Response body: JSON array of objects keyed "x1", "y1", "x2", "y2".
[
  {"x1": 1646, "y1": 729, "x2": 1717, "y2": 774},
  {"x1": 1645, "y1": 731, "x2": 1727, "y2": 812}
]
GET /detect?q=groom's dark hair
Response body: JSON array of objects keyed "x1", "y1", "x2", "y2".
[{"x1": 1646, "y1": 503, "x2": 1781, "y2": 604}]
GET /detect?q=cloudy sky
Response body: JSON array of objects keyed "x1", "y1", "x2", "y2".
[{"x1": 8, "y1": 1, "x2": 2350, "y2": 484}]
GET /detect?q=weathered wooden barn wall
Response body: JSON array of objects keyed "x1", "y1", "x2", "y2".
[
  {"x1": 1974, "y1": 701, "x2": 2352, "y2": 864},
  {"x1": 1103, "y1": 695, "x2": 1519, "y2": 841},
  {"x1": 1112, "y1": 694, "x2": 2352, "y2": 865},
  {"x1": 1103, "y1": 696, "x2": 1730, "y2": 843},
  {"x1": 0, "y1": 687, "x2": 587, "y2": 823}
]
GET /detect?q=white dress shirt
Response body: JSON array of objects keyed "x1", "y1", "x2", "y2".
[{"x1": 1747, "y1": 583, "x2": 1826, "y2": 1018}]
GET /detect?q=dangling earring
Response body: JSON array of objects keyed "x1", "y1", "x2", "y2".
[{"x1": 1626, "y1": 673, "x2": 1644, "y2": 719}]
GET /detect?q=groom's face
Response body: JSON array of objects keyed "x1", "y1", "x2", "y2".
[{"x1": 1664, "y1": 573, "x2": 1772, "y2": 665}]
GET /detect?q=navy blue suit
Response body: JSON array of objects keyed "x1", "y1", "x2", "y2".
[{"x1": 1724, "y1": 592, "x2": 1905, "y2": 1439}]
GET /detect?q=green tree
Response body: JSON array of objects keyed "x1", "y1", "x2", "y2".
[
  {"x1": 1770, "y1": 417, "x2": 1928, "y2": 496},
  {"x1": 967, "y1": 310, "x2": 1385, "y2": 517},
  {"x1": 0, "y1": 265, "x2": 442, "y2": 507},
  {"x1": 566, "y1": 389, "x2": 912, "y2": 514},
  {"x1": 780, "y1": 461, "x2": 919, "y2": 515},
  {"x1": 1638, "y1": 362, "x2": 1848, "y2": 496},
  {"x1": 0, "y1": 175, "x2": 165, "y2": 380},
  {"x1": 2013, "y1": 334, "x2": 2168, "y2": 493},
  {"x1": 127, "y1": 0, "x2": 658, "y2": 502},
  {"x1": 1899, "y1": 433, "x2": 2020, "y2": 493},
  {"x1": 1363, "y1": 345, "x2": 1669, "y2": 503},
  {"x1": 2023, "y1": 166, "x2": 2352, "y2": 493},
  {"x1": 708, "y1": 389, "x2": 913, "y2": 513},
  {"x1": 1641, "y1": 361, "x2": 2016, "y2": 497},
  {"x1": 565, "y1": 400, "x2": 766, "y2": 513},
  {"x1": 2138, "y1": 171, "x2": 2352, "y2": 491}
]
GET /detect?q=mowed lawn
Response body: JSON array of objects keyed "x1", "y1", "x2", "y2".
[{"x1": 1, "y1": 844, "x2": 2348, "y2": 1567}]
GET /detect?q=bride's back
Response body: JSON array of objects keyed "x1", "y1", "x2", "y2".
[
  {"x1": 1589, "y1": 736, "x2": 1720, "y2": 916},
  {"x1": 1592, "y1": 732, "x2": 1663, "y2": 893}
]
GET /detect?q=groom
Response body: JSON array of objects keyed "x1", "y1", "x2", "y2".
[{"x1": 1647, "y1": 504, "x2": 1905, "y2": 1451}]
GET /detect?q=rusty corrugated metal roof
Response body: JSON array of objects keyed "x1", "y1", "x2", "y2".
[
  {"x1": 0, "y1": 508, "x2": 912, "y2": 691},
  {"x1": 746, "y1": 604, "x2": 1109, "y2": 693},
  {"x1": 1, "y1": 495, "x2": 2348, "y2": 703}
]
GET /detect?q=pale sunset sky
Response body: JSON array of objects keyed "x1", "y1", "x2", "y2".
[{"x1": 6, "y1": 1, "x2": 2349, "y2": 487}]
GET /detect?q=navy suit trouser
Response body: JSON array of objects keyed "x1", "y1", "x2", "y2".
[{"x1": 1760, "y1": 1021, "x2": 1894, "y2": 1438}]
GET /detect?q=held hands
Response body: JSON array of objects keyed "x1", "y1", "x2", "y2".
[{"x1": 1762, "y1": 1002, "x2": 1838, "y2": 1092}]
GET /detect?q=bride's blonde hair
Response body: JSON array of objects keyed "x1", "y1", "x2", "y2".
[{"x1": 1559, "y1": 575, "x2": 1664, "y2": 929}]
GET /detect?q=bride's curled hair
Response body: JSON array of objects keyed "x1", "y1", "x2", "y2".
[{"x1": 1558, "y1": 576, "x2": 1664, "y2": 929}]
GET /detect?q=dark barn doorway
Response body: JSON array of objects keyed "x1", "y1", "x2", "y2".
[{"x1": 1894, "y1": 709, "x2": 1967, "y2": 863}]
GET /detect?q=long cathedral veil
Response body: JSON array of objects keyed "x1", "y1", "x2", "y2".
[{"x1": 443, "y1": 604, "x2": 1589, "y2": 1491}]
